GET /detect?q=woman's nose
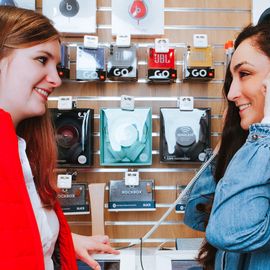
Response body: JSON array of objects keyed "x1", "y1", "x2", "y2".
[
  {"x1": 227, "y1": 80, "x2": 241, "y2": 101},
  {"x1": 46, "y1": 67, "x2": 62, "y2": 88}
]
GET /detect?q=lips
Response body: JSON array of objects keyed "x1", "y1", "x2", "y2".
[
  {"x1": 238, "y1": 103, "x2": 251, "y2": 111},
  {"x1": 34, "y1": 87, "x2": 52, "y2": 100}
]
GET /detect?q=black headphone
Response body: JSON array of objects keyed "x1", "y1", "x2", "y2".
[{"x1": 56, "y1": 118, "x2": 84, "y2": 165}]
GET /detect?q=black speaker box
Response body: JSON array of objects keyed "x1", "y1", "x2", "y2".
[{"x1": 50, "y1": 108, "x2": 94, "y2": 167}]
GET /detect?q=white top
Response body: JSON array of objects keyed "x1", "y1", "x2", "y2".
[{"x1": 18, "y1": 137, "x2": 59, "y2": 270}]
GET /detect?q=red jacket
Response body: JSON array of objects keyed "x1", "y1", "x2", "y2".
[{"x1": 0, "y1": 109, "x2": 78, "y2": 270}]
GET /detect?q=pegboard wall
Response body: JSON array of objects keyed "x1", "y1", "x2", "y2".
[{"x1": 36, "y1": 0, "x2": 251, "y2": 247}]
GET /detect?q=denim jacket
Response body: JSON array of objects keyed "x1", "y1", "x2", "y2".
[{"x1": 184, "y1": 124, "x2": 270, "y2": 270}]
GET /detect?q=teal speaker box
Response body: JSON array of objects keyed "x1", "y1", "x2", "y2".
[{"x1": 100, "y1": 108, "x2": 152, "y2": 166}]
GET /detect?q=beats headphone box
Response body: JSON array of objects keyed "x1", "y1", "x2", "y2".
[
  {"x1": 160, "y1": 107, "x2": 211, "y2": 163},
  {"x1": 50, "y1": 108, "x2": 94, "y2": 167},
  {"x1": 112, "y1": 0, "x2": 164, "y2": 36},
  {"x1": 42, "y1": 0, "x2": 96, "y2": 33}
]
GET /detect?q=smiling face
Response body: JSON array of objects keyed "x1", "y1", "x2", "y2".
[
  {"x1": 228, "y1": 38, "x2": 270, "y2": 130},
  {"x1": 0, "y1": 39, "x2": 61, "y2": 126}
]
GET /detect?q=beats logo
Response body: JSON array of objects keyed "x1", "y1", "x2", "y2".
[
  {"x1": 59, "y1": 0, "x2": 79, "y2": 17},
  {"x1": 129, "y1": 0, "x2": 147, "y2": 23}
]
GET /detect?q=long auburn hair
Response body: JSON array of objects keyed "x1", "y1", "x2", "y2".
[
  {"x1": 197, "y1": 22, "x2": 270, "y2": 269},
  {"x1": 0, "y1": 6, "x2": 60, "y2": 207}
]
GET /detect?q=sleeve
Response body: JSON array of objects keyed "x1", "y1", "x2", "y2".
[
  {"x1": 184, "y1": 159, "x2": 216, "y2": 232},
  {"x1": 206, "y1": 127, "x2": 270, "y2": 252}
]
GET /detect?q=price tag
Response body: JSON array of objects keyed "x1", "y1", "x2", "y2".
[
  {"x1": 193, "y1": 34, "x2": 208, "y2": 48},
  {"x1": 84, "y1": 35, "x2": 98, "y2": 49},
  {"x1": 178, "y1": 96, "x2": 194, "y2": 111},
  {"x1": 155, "y1": 38, "x2": 170, "y2": 53},
  {"x1": 121, "y1": 95, "x2": 135, "y2": 111},
  {"x1": 58, "y1": 96, "x2": 73, "y2": 110},
  {"x1": 125, "y1": 171, "x2": 139, "y2": 186},
  {"x1": 116, "y1": 34, "x2": 131, "y2": 47},
  {"x1": 57, "y1": 174, "x2": 72, "y2": 189}
]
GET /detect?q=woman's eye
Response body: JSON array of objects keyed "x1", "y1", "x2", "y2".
[
  {"x1": 239, "y1": 71, "x2": 249, "y2": 78},
  {"x1": 37, "y1": 56, "x2": 48, "y2": 65}
]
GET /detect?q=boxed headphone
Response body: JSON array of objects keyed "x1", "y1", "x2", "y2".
[
  {"x1": 57, "y1": 183, "x2": 90, "y2": 214},
  {"x1": 100, "y1": 108, "x2": 152, "y2": 166},
  {"x1": 42, "y1": 0, "x2": 96, "y2": 33},
  {"x1": 0, "y1": 0, "x2": 35, "y2": 9},
  {"x1": 108, "y1": 179, "x2": 155, "y2": 211},
  {"x1": 107, "y1": 44, "x2": 138, "y2": 81},
  {"x1": 160, "y1": 107, "x2": 211, "y2": 163},
  {"x1": 50, "y1": 108, "x2": 94, "y2": 167}
]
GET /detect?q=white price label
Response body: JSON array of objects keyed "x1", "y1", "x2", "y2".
[
  {"x1": 125, "y1": 171, "x2": 139, "y2": 186},
  {"x1": 121, "y1": 95, "x2": 135, "y2": 111},
  {"x1": 57, "y1": 174, "x2": 72, "y2": 189},
  {"x1": 58, "y1": 96, "x2": 73, "y2": 110}
]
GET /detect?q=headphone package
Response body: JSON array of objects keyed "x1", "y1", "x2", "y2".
[
  {"x1": 107, "y1": 44, "x2": 138, "y2": 81},
  {"x1": 57, "y1": 183, "x2": 90, "y2": 214},
  {"x1": 160, "y1": 107, "x2": 211, "y2": 163},
  {"x1": 50, "y1": 108, "x2": 94, "y2": 168},
  {"x1": 42, "y1": 0, "x2": 96, "y2": 33},
  {"x1": 0, "y1": 0, "x2": 35, "y2": 9},
  {"x1": 108, "y1": 180, "x2": 156, "y2": 211},
  {"x1": 111, "y1": 0, "x2": 164, "y2": 36},
  {"x1": 76, "y1": 46, "x2": 106, "y2": 81},
  {"x1": 100, "y1": 108, "x2": 152, "y2": 166}
]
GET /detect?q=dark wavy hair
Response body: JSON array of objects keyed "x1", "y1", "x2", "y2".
[{"x1": 197, "y1": 22, "x2": 270, "y2": 269}]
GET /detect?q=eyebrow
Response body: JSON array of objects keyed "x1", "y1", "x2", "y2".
[
  {"x1": 232, "y1": 61, "x2": 255, "y2": 72},
  {"x1": 37, "y1": 50, "x2": 61, "y2": 64}
]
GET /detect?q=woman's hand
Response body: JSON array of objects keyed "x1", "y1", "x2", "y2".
[
  {"x1": 262, "y1": 72, "x2": 270, "y2": 123},
  {"x1": 72, "y1": 233, "x2": 120, "y2": 270}
]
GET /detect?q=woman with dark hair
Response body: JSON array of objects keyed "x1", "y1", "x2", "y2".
[
  {"x1": 0, "y1": 6, "x2": 118, "y2": 270},
  {"x1": 184, "y1": 22, "x2": 270, "y2": 270}
]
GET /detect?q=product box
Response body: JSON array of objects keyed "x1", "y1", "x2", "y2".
[
  {"x1": 148, "y1": 48, "x2": 177, "y2": 82},
  {"x1": 0, "y1": 0, "x2": 35, "y2": 9},
  {"x1": 107, "y1": 44, "x2": 138, "y2": 81},
  {"x1": 100, "y1": 108, "x2": 152, "y2": 166},
  {"x1": 183, "y1": 46, "x2": 215, "y2": 81},
  {"x1": 50, "y1": 108, "x2": 94, "y2": 167},
  {"x1": 160, "y1": 107, "x2": 211, "y2": 163},
  {"x1": 109, "y1": 180, "x2": 156, "y2": 211},
  {"x1": 57, "y1": 183, "x2": 90, "y2": 214},
  {"x1": 112, "y1": 0, "x2": 164, "y2": 36},
  {"x1": 76, "y1": 46, "x2": 106, "y2": 81},
  {"x1": 42, "y1": 0, "x2": 96, "y2": 33}
]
